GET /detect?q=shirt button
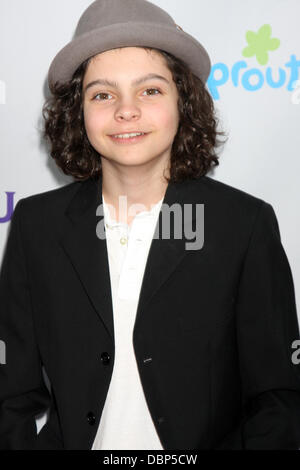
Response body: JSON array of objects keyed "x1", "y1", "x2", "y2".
[{"x1": 120, "y1": 237, "x2": 127, "y2": 245}]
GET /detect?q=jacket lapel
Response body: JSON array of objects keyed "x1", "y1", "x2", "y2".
[{"x1": 59, "y1": 175, "x2": 202, "y2": 339}]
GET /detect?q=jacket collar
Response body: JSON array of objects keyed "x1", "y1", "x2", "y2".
[{"x1": 60, "y1": 174, "x2": 204, "y2": 339}]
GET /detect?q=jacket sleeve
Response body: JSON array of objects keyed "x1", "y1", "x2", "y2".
[
  {"x1": 0, "y1": 199, "x2": 52, "y2": 450},
  {"x1": 215, "y1": 201, "x2": 300, "y2": 450}
]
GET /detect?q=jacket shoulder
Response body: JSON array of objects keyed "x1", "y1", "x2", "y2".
[
  {"x1": 198, "y1": 176, "x2": 276, "y2": 235},
  {"x1": 21, "y1": 180, "x2": 81, "y2": 203},
  {"x1": 201, "y1": 175, "x2": 266, "y2": 208},
  {"x1": 16, "y1": 180, "x2": 83, "y2": 214}
]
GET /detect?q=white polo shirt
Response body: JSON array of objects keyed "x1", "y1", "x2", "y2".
[{"x1": 91, "y1": 194, "x2": 164, "y2": 450}]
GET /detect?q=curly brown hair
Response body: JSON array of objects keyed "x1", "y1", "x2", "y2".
[{"x1": 42, "y1": 47, "x2": 228, "y2": 183}]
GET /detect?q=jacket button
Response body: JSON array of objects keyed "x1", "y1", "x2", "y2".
[
  {"x1": 158, "y1": 416, "x2": 165, "y2": 424},
  {"x1": 101, "y1": 352, "x2": 110, "y2": 365},
  {"x1": 86, "y1": 412, "x2": 96, "y2": 425}
]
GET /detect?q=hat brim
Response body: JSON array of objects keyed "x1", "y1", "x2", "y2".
[{"x1": 48, "y1": 22, "x2": 211, "y2": 92}]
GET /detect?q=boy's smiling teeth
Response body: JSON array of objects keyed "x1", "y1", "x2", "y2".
[{"x1": 111, "y1": 132, "x2": 146, "y2": 139}]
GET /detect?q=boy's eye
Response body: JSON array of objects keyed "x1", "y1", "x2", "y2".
[
  {"x1": 142, "y1": 88, "x2": 161, "y2": 97},
  {"x1": 92, "y1": 88, "x2": 161, "y2": 101},
  {"x1": 92, "y1": 92, "x2": 111, "y2": 101}
]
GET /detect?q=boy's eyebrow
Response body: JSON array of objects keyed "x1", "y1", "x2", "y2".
[{"x1": 84, "y1": 73, "x2": 170, "y2": 93}]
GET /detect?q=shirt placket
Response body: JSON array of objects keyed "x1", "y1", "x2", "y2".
[{"x1": 117, "y1": 216, "x2": 155, "y2": 301}]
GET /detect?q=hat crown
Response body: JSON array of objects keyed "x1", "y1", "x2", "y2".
[
  {"x1": 48, "y1": 0, "x2": 211, "y2": 90},
  {"x1": 75, "y1": 0, "x2": 176, "y2": 38}
]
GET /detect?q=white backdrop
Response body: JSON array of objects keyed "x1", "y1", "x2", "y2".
[{"x1": 1, "y1": 0, "x2": 300, "y2": 434}]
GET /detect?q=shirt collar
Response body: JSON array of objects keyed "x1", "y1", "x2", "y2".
[{"x1": 102, "y1": 194, "x2": 164, "y2": 229}]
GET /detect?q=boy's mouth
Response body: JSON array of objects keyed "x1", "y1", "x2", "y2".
[{"x1": 108, "y1": 132, "x2": 150, "y2": 144}]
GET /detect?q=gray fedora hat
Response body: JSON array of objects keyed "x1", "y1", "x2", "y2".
[{"x1": 47, "y1": 0, "x2": 211, "y2": 93}]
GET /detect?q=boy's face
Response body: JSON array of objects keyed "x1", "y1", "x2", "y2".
[{"x1": 82, "y1": 47, "x2": 179, "y2": 172}]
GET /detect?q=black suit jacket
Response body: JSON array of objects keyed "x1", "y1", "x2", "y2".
[{"x1": 1, "y1": 174, "x2": 300, "y2": 450}]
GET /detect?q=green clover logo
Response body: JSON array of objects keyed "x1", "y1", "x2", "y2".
[{"x1": 242, "y1": 24, "x2": 280, "y2": 65}]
